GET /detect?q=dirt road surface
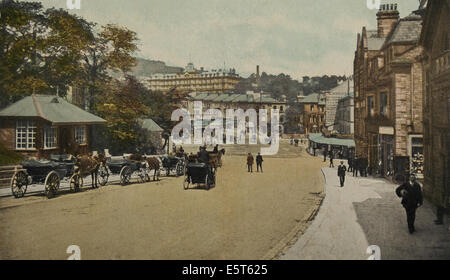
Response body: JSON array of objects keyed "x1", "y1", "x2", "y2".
[{"x1": 0, "y1": 144, "x2": 325, "y2": 259}]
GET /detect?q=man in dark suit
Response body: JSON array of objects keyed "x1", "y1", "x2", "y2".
[
  {"x1": 396, "y1": 174, "x2": 423, "y2": 234},
  {"x1": 256, "y1": 153, "x2": 264, "y2": 173},
  {"x1": 338, "y1": 161, "x2": 347, "y2": 187}
]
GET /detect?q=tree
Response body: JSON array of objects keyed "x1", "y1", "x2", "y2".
[
  {"x1": 95, "y1": 76, "x2": 149, "y2": 154},
  {"x1": 80, "y1": 24, "x2": 138, "y2": 112}
]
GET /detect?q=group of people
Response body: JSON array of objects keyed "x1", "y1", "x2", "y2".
[{"x1": 246, "y1": 153, "x2": 264, "y2": 173}]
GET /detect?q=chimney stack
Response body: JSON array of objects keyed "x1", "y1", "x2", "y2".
[
  {"x1": 256, "y1": 65, "x2": 260, "y2": 78},
  {"x1": 377, "y1": 3, "x2": 400, "y2": 38}
]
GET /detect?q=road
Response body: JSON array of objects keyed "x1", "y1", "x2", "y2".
[{"x1": 0, "y1": 143, "x2": 325, "y2": 260}]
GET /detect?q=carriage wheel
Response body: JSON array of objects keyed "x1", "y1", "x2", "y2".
[
  {"x1": 183, "y1": 173, "x2": 190, "y2": 190},
  {"x1": 10, "y1": 171, "x2": 28, "y2": 198},
  {"x1": 120, "y1": 166, "x2": 132, "y2": 186},
  {"x1": 70, "y1": 173, "x2": 83, "y2": 192},
  {"x1": 98, "y1": 166, "x2": 109, "y2": 186},
  {"x1": 176, "y1": 162, "x2": 185, "y2": 177},
  {"x1": 44, "y1": 171, "x2": 60, "y2": 199},
  {"x1": 205, "y1": 174, "x2": 211, "y2": 190},
  {"x1": 166, "y1": 168, "x2": 170, "y2": 177}
]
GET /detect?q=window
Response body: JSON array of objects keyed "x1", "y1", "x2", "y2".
[
  {"x1": 16, "y1": 120, "x2": 36, "y2": 150},
  {"x1": 367, "y1": 96, "x2": 374, "y2": 117},
  {"x1": 380, "y1": 92, "x2": 388, "y2": 116},
  {"x1": 75, "y1": 126, "x2": 87, "y2": 144},
  {"x1": 44, "y1": 126, "x2": 57, "y2": 149}
]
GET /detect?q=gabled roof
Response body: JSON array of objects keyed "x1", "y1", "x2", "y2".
[
  {"x1": 140, "y1": 118, "x2": 164, "y2": 132},
  {"x1": 367, "y1": 30, "x2": 386, "y2": 50},
  {"x1": 0, "y1": 95, "x2": 106, "y2": 125},
  {"x1": 383, "y1": 14, "x2": 423, "y2": 47}
]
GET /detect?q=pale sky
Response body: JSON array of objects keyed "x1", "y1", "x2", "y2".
[{"x1": 34, "y1": 0, "x2": 420, "y2": 79}]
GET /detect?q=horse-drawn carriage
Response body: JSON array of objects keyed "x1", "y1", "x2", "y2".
[
  {"x1": 10, "y1": 155, "x2": 76, "y2": 199},
  {"x1": 160, "y1": 155, "x2": 185, "y2": 177},
  {"x1": 106, "y1": 154, "x2": 160, "y2": 186},
  {"x1": 183, "y1": 148, "x2": 225, "y2": 190}
]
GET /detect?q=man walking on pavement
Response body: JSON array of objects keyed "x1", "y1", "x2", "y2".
[
  {"x1": 396, "y1": 174, "x2": 423, "y2": 234},
  {"x1": 338, "y1": 161, "x2": 347, "y2": 187},
  {"x1": 256, "y1": 153, "x2": 264, "y2": 173},
  {"x1": 247, "y1": 153, "x2": 254, "y2": 173},
  {"x1": 329, "y1": 151, "x2": 334, "y2": 168}
]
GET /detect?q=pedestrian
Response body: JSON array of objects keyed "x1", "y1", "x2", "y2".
[
  {"x1": 256, "y1": 153, "x2": 264, "y2": 172},
  {"x1": 395, "y1": 174, "x2": 423, "y2": 234},
  {"x1": 353, "y1": 157, "x2": 359, "y2": 177},
  {"x1": 329, "y1": 152, "x2": 334, "y2": 168},
  {"x1": 338, "y1": 161, "x2": 347, "y2": 187},
  {"x1": 247, "y1": 153, "x2": 254, "y2": 173},
  {"x1": 323, "y1": 147, "x2": 327, "y2": 162},
  {"x1": 348, "y1": 157, "x2": 353, "y2": 173}
]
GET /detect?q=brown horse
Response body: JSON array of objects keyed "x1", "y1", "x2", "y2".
[
  {"x1": 73, "y1": 153, "x2": 106, "y2": 189},
  {"x1": 208, "y1": 148, "x2": 225, "y2": 173},
  {"x1": 128, "y1": 154, "x2": 160, "y2": 181}
]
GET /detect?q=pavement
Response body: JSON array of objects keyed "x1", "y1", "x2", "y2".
[{"x1": 280, "y1": 165, "x2": 450, "y2": 260}]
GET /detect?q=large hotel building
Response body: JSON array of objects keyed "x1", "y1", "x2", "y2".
[{"x1": 140, "y1": 63, "x2": 241, "y2": 94}]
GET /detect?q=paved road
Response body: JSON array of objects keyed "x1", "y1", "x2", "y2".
[
  {"x1": 280, "y1": 166, "x2": 450, "y2": 260},
  {"x1": 0, "y1": 143, "x2": 325, "y2": 260}
]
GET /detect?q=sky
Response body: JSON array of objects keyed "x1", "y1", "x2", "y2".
[{"x1": 33, "y1": 0, "x2": 420, "y2": 79}]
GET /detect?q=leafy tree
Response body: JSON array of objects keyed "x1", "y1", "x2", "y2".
[{"x1": 95, "y1": 76, "x2": 149, "y2": 153}]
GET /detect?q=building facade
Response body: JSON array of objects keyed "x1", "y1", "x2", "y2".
[
  {"x1": 0, "y1": 95, "x2": 106, "y2": 159},
  {"x1": 141, "y1": 63, "x2": 241, "y2": 94},
  {"x1": 324, "y1": 77, "x2": 354, "y2": 131},
  {"x1": 298, "y1": 93, "x2": 326, "y2": 135},
  {"x1": 354, "y1": 4, "x2": 424, "y2": 178},
  {"x1": 336, "y1": 94, "x2": 354, "y2": 135},
  {"x1": 419, "y1": 0, "x2": 450, "y2": 212}
]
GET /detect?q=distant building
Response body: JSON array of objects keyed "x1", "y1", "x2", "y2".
[
  {"x1": 184, "y1": 91, "x2": 287, "y2": 134},
  {"x1": 335, "y1": 94, "x2": 354, "y2": 135},
  {"x1": 298, "y1": 93, "x2": 326, "y2": 134},
  {"x1": 419, "y1": 0, "x2": 449, "y2": 214},
  {"x1": 141, "y1": 62, "x2": 241, "y2": 94},
  {"x1": 354, "y1": 3, "x2": 424, "y2": 178},
  {"x1": 324, "y1": 77, "x2": 354, "y2": 131}
]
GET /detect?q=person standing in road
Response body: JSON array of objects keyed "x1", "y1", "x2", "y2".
[
  {"x1": 247, "y1": 153, "x2": 254, "y2": 173},
  {"x1": 396, "y1": 174, "x2": 423, "y2": 234},
  {"x1": 256, "y1": 153, "x2": 264, "y2": 173},
  {"x1": 338, "y1": 161, "x2": 347, "y2": 187}
]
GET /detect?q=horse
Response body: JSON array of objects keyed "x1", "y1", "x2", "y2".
[
  {"x1": 128, "y1": 154, "x2": 161, "y2": 181},
  {"x1": 208, "y1": 148, "x2": 226, "y2": 173},
  {"x1": 73, "y1": 153, "x2": 106, "y2": 189}
]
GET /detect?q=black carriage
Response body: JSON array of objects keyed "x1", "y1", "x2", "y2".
[
  {"x1": 10, "y1": 156, "x2": 75, "y2": 199},
  {"x1": 160, "y1": 155, "x2": 185, "y2": 177},
  {"x1": 183, "y1": 162, "x2": 215, "y2": 190},
  {"x1": 107, "y1": 157, "x2": 153, "y2": 186}
]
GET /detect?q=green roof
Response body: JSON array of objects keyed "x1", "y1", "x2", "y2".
[
  {"x1": 308, "y1": 133, "x2": 355, "y2": 147},
  {"x1": 0, "y1": 95, "x2": 106, "y2": 125},
  {"x1": 140, "y1": 118, "x2": 164, "y2": 132},
  {"x1": 190, "y1": 92, "x2": 284, "y2": 104}
]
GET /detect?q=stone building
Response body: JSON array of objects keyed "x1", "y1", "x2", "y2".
[
  {"x1": 419, "y1": 0, "x2": 450, "y2": 216},
  {"x1": 298, "y1": 93, "x2": 326, "y2": 135},
  {"x1": 185, "y1": 91, "x2": 286, "y2": 125},
  {"x1": 141, "y1": 63, "x2": 241, "y2": 94},
  {"x1": 354, "y1": 4, "x2": 424, "y2": 178},
  {"x1": 324, "y1": 77, "x2": 353, "y2": 131},
  {"x1": 336, "y1": 94, "x2": 354, "y2": 135}
]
